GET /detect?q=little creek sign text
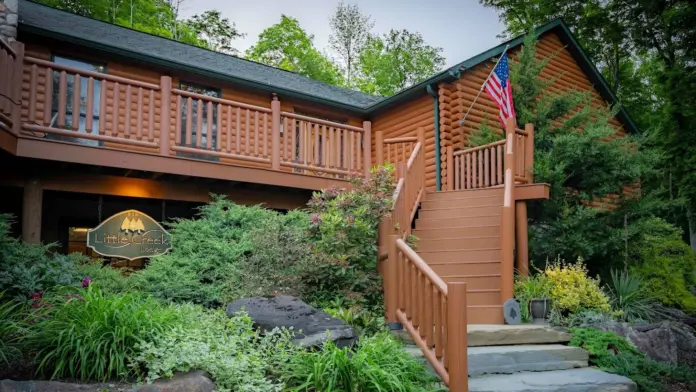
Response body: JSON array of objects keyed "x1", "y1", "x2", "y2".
[{"x1": 87, "y1": 210, "x2": 172, "y2": 260}]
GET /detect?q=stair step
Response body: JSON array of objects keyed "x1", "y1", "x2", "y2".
[
  {"x1": 416, "y1": 237, "x2": 500, "y2": 251},
  {"x1": 441, "y1": 274, "x2": 501, "y2": 290},
  {"x1": 418, "y1": 248, "x2": 500, "y2": 263},
  {"x1": 413, "y1": 225, "x2": 500, "y2": 238},
  {"x1": 468, "y1": 368, "x2": 637, "y2": 392},
  {"x1": 468, "y1": 344, "x2": 588, "y2": 376},
  {"x1": 416, "y1": 216, "x2": 500, "y2": 229},
  {"x1": 464, "y1": 289, "x2": 502, "y2": 306},
  {"x1": 468, "y1": 324, "x2": 571, "y2": 347},
  {"x1": 429, "y1": 261, "x2": 501, "y2": 276},
  {"x1": 425, "y1": 188, "x2": 504, "y2": 201},
  {"x1": 422, "y1": 198, "x2": 503, "y2": 209},
  {"x1": 418, "y1": 206, "x2": 501, "y2": 219}
]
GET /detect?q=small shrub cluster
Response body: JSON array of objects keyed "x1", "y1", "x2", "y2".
[
  {"x1": 570, "y1": 328, "x2": 696, "y2": 392},
  {"x1": 545, "y1": 258, "x2": 611, "y2": 314}
]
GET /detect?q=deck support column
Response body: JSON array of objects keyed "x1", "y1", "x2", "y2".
[
  {"x1": 515, "y1": 201, "x2": 529, "y2": 276},
  {"x1": 22, "y1": 177, "x2": 42, "y2": 244}
]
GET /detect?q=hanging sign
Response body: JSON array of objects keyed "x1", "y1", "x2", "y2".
[{"x1": 87, "y1": 210, "x2": 172, "y2": 260}]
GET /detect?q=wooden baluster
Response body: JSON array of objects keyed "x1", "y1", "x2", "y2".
[
  {"x1": 290, "y1": 118, "x2": 297, "y2": 162},
  {"x1": 434, "y1": 291, "x2": 443, "y2": 360},
  {"x1": 28, "y1": 65, "x2": 37, "y2": 123},
  {"x1": 124, "y1": 84, "x2": 132, "y2": 137},
  {"x1": 478, "y1": 150, "x2": 483, "y2": 188},
  {"x1": 136, "y1": 87, "x2": 143, "y2": 139},
  {"x1": 85, "y1": 77, "x2": 94, "y2": 133},
  {"x1": 185, "y1": 97, "x2": 193, "y2": 146},
  {"x1": 147, "y1": 90, "x2": 154, "y2": 142},
  {"x1": 484, "y1": 147, "x2": 489, "y2": 187},
  {"x1": 43, "y1": 67, "x2": 53, "y2": 126},
  {"x1": 174, "y1": 95, "x2": 181, "y2": 145},
  {"x1": 216, "y1": 104, "x2": 222, "y2": 151},
  {"x1": 206, "y1": 101, "x2": 213, "y2": 150},
  {"x1": 195, "y1": 100, "x2": 203, "y2": 148},
  {"x1": 299, "y1": 121, "x2": 306, "y2": 165},
  {"x1": 322, "y1": 125, "x2": 328, "y2": 167},
  {"x1": 98, "y1": 79, "x2": 106, "y2": 135},
  {"x1": 71, "y1": 75, "x2": 81, "y2": 131},
  {"x1": 329, "y1": 127, "x2": 335, "y2": 168},
  {"x1": 411, "y1": 264, "x2": 419, "y2": 328},
  {"x1": 497, "y1": 145, "x2": 503, "y2": 183},
  {"x1": 263, "y1": 112, "x2": 269, "y2": 157},
  {"x1": 425, "y1": 281, "x2": 433, "y2": 347},
  {"x1": 111, "y1": 82, "x2": 120, "y2": 137},
  {"x1": 491, "y1": 146, "x2": 497, "y2": 186},
  {"x1": 57, "y1": 71, "x2": 67, "y2": 127},
  {"x1": 226, "y1": 106, "x2": 232, "y2": 152},
  {"x1": 469, "y1": 152, "x2": 475, "y2": 189},
  {"x1": 253, "y1": 111, "x2": 259, "y2": 156},
  {"x1": 418, "y1": 273, "x2": 425, "y2": 337},
  {"x1": 454, "y1": 154, "x2": 460, "y2": 190},
  {"x1": 243, "y1": 109, "x2": 249, "y2": 155},
  {"x1": 385, "y1": 235, "x2": 399, "y2": 323}
]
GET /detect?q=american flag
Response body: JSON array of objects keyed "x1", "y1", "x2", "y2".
[{"x1": 484, "y1": 52, "x2": 516, "y2": 127}]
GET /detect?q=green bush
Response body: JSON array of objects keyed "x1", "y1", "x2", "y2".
[
  {"x1": 0, "y1": 294, "x2": 25, "y2": 366},
  {"x1": 323, "y1": 303, "x2": 388, "y2": 336},
  {"x1": 630, "y1": 218, "x2": 696, "y2": 312},
  {"x1": 569, "y1": 328, "x2": 696, "y2": 392},
  {"x1": 281, "y1": 333, "x2": 442, "y2": 392},
  {"x1": 606, "y1": 269, "x2": 661, "y2": 322},
  {"x1": 544, "y1": 257, "x2": 611, "y2": 314},
  {"x1": 134, "y1": 305, "x2": 298, "y2": 392},
  {"x1": 26, "y1": 286, "x2": 180, "y2": 381},
  {"x1": 77, "y1": 261, "x2": 134, "y2": 295},
  {"x1": 514, "y1": 272, "x2": 553, "y2": 322},
  {"x1": 304, "y1": 165, "x2": 394, "y2": 310}
]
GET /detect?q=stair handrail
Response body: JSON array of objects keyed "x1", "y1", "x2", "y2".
[
  {"x1": 383, "y1": 236, "x2": 469, "y2": 392},
  {"x1": 500, "y1": 118, "x2": 517, "y2": 304}
]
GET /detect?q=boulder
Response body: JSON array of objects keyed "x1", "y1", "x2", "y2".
[
  {"x1": 0, "y1": 371, "x2": 214, "y2": 392},
  {"x1": 595, "y1": 321, "x2": 696, "y2": 364},
  {"x1": 227, "y1": 295, "x2": 357, "y2": 348}
]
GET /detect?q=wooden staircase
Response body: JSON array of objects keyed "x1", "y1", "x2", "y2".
[{"x1": 414, "y1": 188, "x2": 505, "y2": 324}]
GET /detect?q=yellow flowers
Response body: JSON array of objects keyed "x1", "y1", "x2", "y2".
[{"x1": 544, "y1": 257, "x2": 611, "y2": 314}]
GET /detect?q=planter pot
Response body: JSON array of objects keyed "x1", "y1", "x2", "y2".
[{"x1": 530, "y1": 298, "x2": 552, "y2": 323}]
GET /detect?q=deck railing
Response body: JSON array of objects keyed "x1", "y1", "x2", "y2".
[
  {"x1": 446, "y1": 121, "x2": 534, "y2": 190},
  {"x1": 2, "y1": 42, "x2": 373, "y2": 180}
]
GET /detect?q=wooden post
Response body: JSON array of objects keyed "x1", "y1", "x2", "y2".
[
  {"x1": 515, "y1": 201, "x2": 529, "y2": 276},
  {"x1": 418, "y1": 127, "x2": 426, "y2": 197},
  {"x1": 446, "y1": 145, "x2": 454, "y2": 191},
  {"x1": 385, "y1": 234, "x2": 400, "y2": 323},
  {"x1": 501, "y1": 118, "x2": 517, "y2": 304},
  {"x1": 10, "y1": 41, "x2": 24, "y2": 136},
  {"x1": 159, "y1": 76, "x2": 172, "y2": 156},
  {"x1": 271, "y1": 95, "x2": 281, "y2": 170},
  {"x1": 447, "y1": 282, "x2": 468, "y2": 392},
  {"x1": 375, "y1": 130, "x2": 384, "y2": 166},
  {"x1": 363, "y1": 120, "x2": 372, "y2": 178},
  {"x1": 22, "y1": 178, "x2": 42, "y2": 244},
  {"x1": 524, "y1": 123, "x2": 534, "y2": 182}
]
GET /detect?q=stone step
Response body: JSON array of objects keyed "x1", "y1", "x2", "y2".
[
  {"x1": 468, "y1": 324, "x2": 571, "y2": 347},
  {"x1": 468, "y1": 344, "x2": 588, "y2": 376},
  {"x1": 468, "y1": 368, "x2": 637, "y2": 392}
]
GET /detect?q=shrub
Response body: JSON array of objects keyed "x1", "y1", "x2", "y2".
[
  {"x1": 281, "y1": 333, "x2": 442, "y2": 392},
  {"x1": 0, "y1": 294, "x2": 24, "y2": 366},
  {"x1": 606, "y1": 269, "x2": 661, "y2": 322},
  {"x1": 544, "y1": 257, "x2": 611, "y2": 314},
  {"x1": 76, "y1": 261, "x2": 134, "y2": 295},
  {"x1": 629, "y1": 218, "x2": 696, "y2": 312},
  {"x1": 26, "y1": 286, "x2": 180, "y2": 381},
  {"x1": 323, "y1": 303, "x2": 388, "y2": 336},
  {"x1": 304, "y1": 165, "x2": 394, "y2": 310},
  {"x1": 514, "y1": 272, "x2": 553, "y2": 322},
  {"x1": 134, "y1": 305, "x2": 298, "y2": 392},
  {"x1": 567, "y1": 309, "x2": 615, "y2": 328}
]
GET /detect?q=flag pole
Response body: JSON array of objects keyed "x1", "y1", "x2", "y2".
[{"x1": 459, "y1": 45, "x2": 510, "y2": 127}]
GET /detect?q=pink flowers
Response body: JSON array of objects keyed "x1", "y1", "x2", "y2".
[
  {"x1": 310, "y1": 213, "x2": 323, "y2": 225},
  {"x1": 82, "y1": 276, "x2": 92, "y2": 288}
]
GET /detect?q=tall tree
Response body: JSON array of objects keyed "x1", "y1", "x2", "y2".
[
  {"x1": 186, "y1": 10, "x2": 244, "y2": 55},
  {"x1": 329, "y1": 1, "x2": 374, "y2": 86},
  {"x1": 356, "y1": 29, "x2": 445, "y2": 96},
  {"x1": 246, "y1": 15, "x2": 344, "y2": 85}
]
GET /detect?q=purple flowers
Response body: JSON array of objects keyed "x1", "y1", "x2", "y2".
[
  {"x1": 311, "y1": 213, "x2": 323, "y2": 225},
  {"x1": 82, "y1": 276, "x2": 92, "y2": 288}
]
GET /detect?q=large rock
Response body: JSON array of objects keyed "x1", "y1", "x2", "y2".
[
  {"x1": 468, "y1": 368, "x2": 637, "y2": 392},
  {"x1": 227, "y1": 295, "x2": 357, "y2": 348},
  {"x1": 467, "y1": 324, "x2": 571, "y2": 347},
  {"x1": 0, "y1": 371, "x2": 215, "y2": 392},
  {"x1": 467, "y1": 344, "x2": 588, "y2": 376},
  {"x1": 594, "y1": 321, "x2": 696, "y2": 364}
]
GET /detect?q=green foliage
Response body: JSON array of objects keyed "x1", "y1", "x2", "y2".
[
  {"x1": 323, "y1": 304, "x2": 388, "y2": 336},
  {"x1": 186, "y1": 10, "x2": 244, "y2": 55},
  {"x1": 0, "y1": 214, "x2": 90, "y2": 302},
  {"x1": 134, "y1": 306, "x2": 298, "y2": 392},
  {"x1": 246, "y1": 15, "x2": 344, "y2": 85},
  {"x1": 26, "y1": 286, "x2": 180, "y2": 381},
  {"x1": 466, "y1": 118, "x2": 504, "y2": 147},
  {"x1": 514, "y1": 272, "x2": 553, "y2": 322},
  {"x1": 0, "y1": 294, "x2": 24, "y2": 366},
  {"x1": 304, "y1": 165, "x2": 395, "y2": 310},
  {"x1": 545, "y1": 258, "x2": 611, "y2": 314},
  {"x1": 133, "y1": 196, "x2": 314, "y2": 307},
  {"x1": 570, "y1": 328, "x2": 696, "y2": 392},
  {"x1": 281, "y1": 333, "x2": 442, "y2": 392},
  {"x1": 76, "y1": 261, "x2": 134, "y2": 295},
  {"x1": 328, "y1": 1, "x2": 374, "y2": 86},
  {"x1": 356, "y1": 30, "x2": 445, "y2": 96},
  {"x1": 629, "y1": 218, "x2": 696, "y2": 312},
  {"x1": 606, "y1": 269, "x2": 661, "y2": 322},
  {"x1": 567, "y1": 309, "x2": 615, "y2": 328}
]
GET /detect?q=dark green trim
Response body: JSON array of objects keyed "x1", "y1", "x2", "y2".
[{"x1": 426, "y1": 85, "x2": 441, "y2": 191}]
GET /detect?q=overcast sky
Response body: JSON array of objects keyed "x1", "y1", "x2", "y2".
[{"x1": 180, "y1": 0, "x2": 506, "y2": 68}]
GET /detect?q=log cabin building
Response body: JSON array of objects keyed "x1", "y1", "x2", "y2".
[{"x1": 0, "y1": 1, "x2": 637, "y2": 324}]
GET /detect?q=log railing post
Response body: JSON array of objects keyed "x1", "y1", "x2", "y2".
[
  {"x1": 159, "y1": 76, "x2": 172, "y2": 156},
  {"x1": 446, "y1": 282, "x2": 468, "y2": 392},
  {"x1": 446, "y1": 145, "x2": 454, "y2": 191},
  {"x1": 363, "y1": 120, "x2": 372, "y2": 178},
  {"x1": 514, "y1": 122, "x2": 534, "y2": 277},
  {"x1": 271, "y1": 95, "x2": 281, "y2": 170},
  {"x1": 501, "y1": 118, "x2": 516, "y2": 303},
  {"x1": 385, "y1": 234, "x2": 400, "y2": 323},
  {"x1": 375, "y1": 130, "x2": 384, "y2": 166},
  {"x1": 10, "y1": 41, "x2": 24, "y2": 136}
]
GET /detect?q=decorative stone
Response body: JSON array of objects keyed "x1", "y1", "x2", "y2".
[
  {"x1": 593, "y1": 321, "x2": 696, "y2": 364},
  {"x1": 226, "y1": 295, "x2": 357, "y2": 348},
  {"x1": 503, "y1": 298, "x2": 522, "y2": 325},
  {"x1": 0, "y1": 371, "x2": 214, "y2": 392}
]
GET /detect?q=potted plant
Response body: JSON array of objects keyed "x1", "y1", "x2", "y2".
[{"x1": 514, "y1": 273, "x2": 553, "y2": 323}]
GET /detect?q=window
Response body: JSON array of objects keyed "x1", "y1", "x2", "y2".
[
  {"x1": 178, "y1": 81, "x2": 221, "y2": 161},
  {"x1": 288, "y1": 110, "x2": 348, "y2": 169},
  {"x1": 49, "y1": 55, "x2": 106, "y2": 147}
]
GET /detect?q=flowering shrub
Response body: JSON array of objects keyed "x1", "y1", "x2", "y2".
[
  {"x1": 544, "y1": 257, "x2": 611, "y2": 314},
  {"x1": 303, "y1": 165, "x2": 395, "y2": 310}
]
